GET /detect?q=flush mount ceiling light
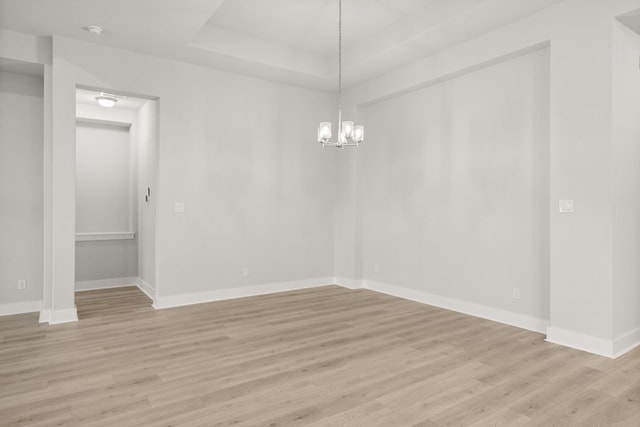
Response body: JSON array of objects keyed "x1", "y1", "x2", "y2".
[
  {"x1": 86, "y1": 25, "x2": 103, "y2": 36},
  {"x1": 95, "y1": 92, "x2": 118, "y2": 108},
  {"x1": 317, "y1": 0, "x2": 364, "y2": 148}
]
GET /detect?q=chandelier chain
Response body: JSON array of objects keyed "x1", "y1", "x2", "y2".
[{"x1": 338, "y1": 0, "x2": 342, "y2": 123}]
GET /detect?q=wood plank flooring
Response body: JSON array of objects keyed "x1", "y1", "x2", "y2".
[{"x1": 1, "y1": 285, "x2": 640, "y2": 426}]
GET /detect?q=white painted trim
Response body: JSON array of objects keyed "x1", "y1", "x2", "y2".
[
  {"x1": 334, "y1": 277, "x2": 364, "y2": 290},
  {"x1": 0, "y1": 300, "x2": 42, "y2": 316},
  {"x1": 137, "y1": 278, "x2": 155, "y2": 301},
  {"x1": 545, "y1": 326, "x2": 614, "y2": 358},
  {"x1": 75, "y1": 277, "x2": 138, "y2": 291},
  {"x1": 364, "y1": 280, "x2": 549, "y2": 334},
  {"x1": 49, "y1": 307, "x2": 78, "y2": 324},
  {"x1": 39, "y1": 309, "x2": 51, "y2": 323},
  {"x1": 153, "y1": 277, "x2": 335, "y2": 309},
  {"x1": 75, "y1": 231, "x2": 135, "y2": 241},
  {"x1": 612, "y1": 328, "x2": 640, "y2": 358},
  {"x1": 76, "y1": 117, "x2": 131, "y2": 129}
]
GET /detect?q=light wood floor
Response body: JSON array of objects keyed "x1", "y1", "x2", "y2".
[{"x1": 1, "y1": 286, "x2": 640, "y2": 426}]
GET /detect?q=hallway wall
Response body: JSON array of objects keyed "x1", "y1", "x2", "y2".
[{"x1": 0, "y1": 70, "x2": 44, "y2": 313}]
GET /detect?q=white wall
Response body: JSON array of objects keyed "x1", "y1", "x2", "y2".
[
  {"x1": 75, "y1": 121, "x2": 138, "y2": 282},
  {"x1": 333, "y1": 149, "x2": 358, "y2": 287},
  {"x1": 0, "y1": 30, "x2": 55, "y2": 320},
  {"x1": 545, "y1": 0, "x2": 614, "y2": 346},
  {"x1": 48, "y1": 36, "x2": 336, "y2": 312},
  {"x1": 136, "y1": 100, "x2": 157, "y2": 289},
  {"x1": 357, "y1": 48, "x2": 550, "y2": 325},
  {"x1": 0, "y1": 71, "x2": 44, "y2": 308},
  {"x1": 0, "y1": 29, "x2": 50, "y2": 67},
  {"x1": 76, "y1": 123, "x2": 132, "y2": 233},
  {"x1": 612, "y1": 22, "x2": 640, "y2": 342},
  {"x1": 75, "y1": 241, "x2": 137, "y2": 282}
]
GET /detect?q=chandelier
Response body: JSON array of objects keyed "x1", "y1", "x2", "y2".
[{"x1": 317, "y1": 0, "x2": 364, "y2": 148}]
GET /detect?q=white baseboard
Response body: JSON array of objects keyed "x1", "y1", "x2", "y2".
[
  {"x1": 0, "y1": 300, "x2": 43, "y2": 316},
  {"x1": 546, "y1": 326, "x2": 614, "y2": 358},
  {"x1": 76, "y1": 277, "x2": 139, "y2": 291},
  {"x1": 613, "y1": 328, "x2": 640, "y2": 358},
  {"x1": 334, "y1": 277, "x2": 364, "y2": 290},
  {"x1": 364, "y1": 280, "x2": 549, "y2": 334},
  {"x1": 153, "y1": 277, "x2": 335, "y2": 309},
  {"x1": 39, "y1": 309, "x2": 51, "y2": 323},
  {"x1": 48, "y1": 306, "x2": 78, "y2": 324},
  {"x1": 137, "y1": 278, "x2": 155, "y2": 301}
]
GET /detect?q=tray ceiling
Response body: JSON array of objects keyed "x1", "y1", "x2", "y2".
[{"x1": 0, "y1": 0, "x2": 564, "y2": 91}]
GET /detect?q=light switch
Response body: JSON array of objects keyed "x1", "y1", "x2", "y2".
[
  {"x1": 559, "y1": 200, "x2": 574, "y2": 214},
  {"x1": 174, "y1": 202, "x2": 185, "y2": 213}
]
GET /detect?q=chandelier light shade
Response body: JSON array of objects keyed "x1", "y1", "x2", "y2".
[
  {"x1": 317, "y1": 0, "x2": 364, "y2": 148},
  {"x1": 318, "y1": 122, "x2": 332, "y2": 141}
]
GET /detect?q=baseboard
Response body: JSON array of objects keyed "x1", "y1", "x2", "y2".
[
  {"x1": 334, "y1": 277, "x2": 364, "y2": 290},
  {"x1": 364, "y1": 280, "x2": 549, "y2": 334},
  {"x1": 0, "y1": 300, "x2": 43, "y2": 316},
  {"x1": 48, "y1": 306, "x2": 78, "y2": 325},
  {"x1": 153, "y1": 277, "x2": 335, "y2": 309},
  {"x1": 75, "y1": 277, "x2": 138, "y2": 291},
  {"x1": 137, "y1": 278, "x2": 155, "y2": 301},
  {"x1": 546, "y1": 326, "x2": 614, "y2": 358},
  {"x1": 39, "y1": 309, "x2": 51, "y2": 323},
  {"x1": 613, "y1": 327, "x2": 640, "y2": 358}
]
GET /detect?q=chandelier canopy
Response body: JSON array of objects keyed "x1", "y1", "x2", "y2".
[{"x1": 317, "y1": 0, "x2": 364, "y2": 148}]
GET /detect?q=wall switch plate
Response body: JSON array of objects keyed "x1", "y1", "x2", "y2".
[
  {"x1": 18, "y1": 280, "x2": 27, "y2": 290},
  {"x1": 374, "y1": 264, "x2": 380, "y2": 273},
  {"x1": 243, "y1": 267, "x2": 250, "y2": 277},
  {"x1": 512, "y1": 288, "x2": 520, "y2": 300},
  {"x1": 174, "y1": 202, "x2": 185, "y2": 213},
  {"x1": 559, "y1": 200, "x2": 574, "y2": 213}
]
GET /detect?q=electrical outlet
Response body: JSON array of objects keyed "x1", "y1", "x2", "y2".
[
  {"x1": 243, "y1": 267, "x2": 250, "y2": 277},
  {"x1": 512, "y1": 288, "x2": 520, "y2": 300},
  {"x1": 374, "y1": 264, "x2": 380, "y2": 273},
  {"x1": 17, "y1": 280, "x2": 27, "y2": 290}
]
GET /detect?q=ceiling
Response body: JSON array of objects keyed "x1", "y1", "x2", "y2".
[
  {"x1": 618, "y1": 10, "x2": 640, "y2": 36},
  {"x1": 205, "y1": 0, "x2": 429, "y2": 55},
  {"x1": 0, "y1": 0, "x2": 565, "y2": 91}
]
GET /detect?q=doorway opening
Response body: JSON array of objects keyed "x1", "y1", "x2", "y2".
[{"x1": 74, "y1": 87, "x2": 158, "y2": 317}]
